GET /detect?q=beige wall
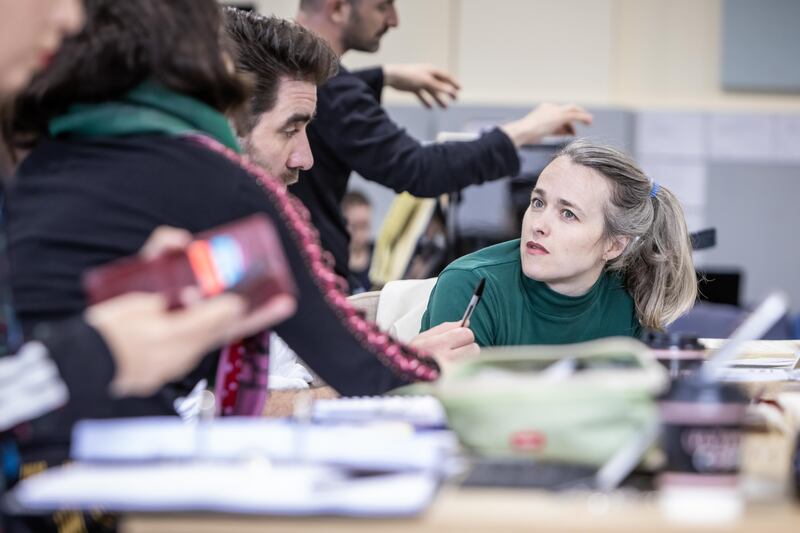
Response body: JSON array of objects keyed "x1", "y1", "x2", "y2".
[
  {"x1": 232, "y1": 0, "x2": 800, "y2": 111},
  {"x1": 612, "y1": 0, "x2": 800, "y2": 111}
]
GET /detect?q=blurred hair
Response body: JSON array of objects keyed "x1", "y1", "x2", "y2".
[
  {"x1": 342, "y1": 189, "x2": 371, "y2": 210},
  {"x1": 6, "y1": 0, "x2": 248, "y2": 149}
]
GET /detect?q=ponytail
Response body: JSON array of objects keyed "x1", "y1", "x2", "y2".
[{"x1": 623, "y1": 185, "x2": 697, "y2": 329}]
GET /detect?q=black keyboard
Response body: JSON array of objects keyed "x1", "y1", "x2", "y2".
[{"x1": 462, "y1": 459, "x2": 597, "y2": 491}]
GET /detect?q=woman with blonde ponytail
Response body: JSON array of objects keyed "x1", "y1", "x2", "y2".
[{"x1": 421, "y1": 139, "x2": 697, "y2": 346}]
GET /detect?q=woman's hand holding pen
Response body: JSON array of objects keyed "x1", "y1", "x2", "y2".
[{"x1": 409, "y1": 321, "x2": 480, "y2": 373}]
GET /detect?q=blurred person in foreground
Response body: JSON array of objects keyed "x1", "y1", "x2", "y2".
[
  {"x1": 4, "y1": 1, "x2": 480, "y2": 450},
  {"x1": 0, "y1": 0, "x2": 294, "y2": 438}
]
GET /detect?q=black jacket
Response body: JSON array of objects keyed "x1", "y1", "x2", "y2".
[
  {"x1": 11, "y1": 317, "x2": 127, "y2": 468},
  {"x1": 7, "y1": 136, "x2": 431, "y2": 454},
  {"x1": 290, "y1": 66, "x2": 521, "y2": 287}
]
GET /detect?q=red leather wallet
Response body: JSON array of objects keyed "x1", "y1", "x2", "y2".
[{"x1": 83, "y1": 214, "x2": 296, "y2": 310}]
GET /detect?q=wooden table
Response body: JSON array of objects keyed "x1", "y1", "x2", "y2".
[
  {"x1": 124, "y1": 340, "x2": 800, "y2": 532},
  {"x1": 123, "y1": 486, "x2": 800, "y2": 533},
  {"x1": 123, "y1": 430, "x2": 799, "y2": 533}
]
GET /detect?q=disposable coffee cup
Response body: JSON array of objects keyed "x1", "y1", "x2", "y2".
[{"x1": 657, "y1": 376, "x2": 748, "y2": 524}]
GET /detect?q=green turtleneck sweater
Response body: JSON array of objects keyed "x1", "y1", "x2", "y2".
[{"x1": 420, "y1": 239, "x2": 641, "y2": 346}]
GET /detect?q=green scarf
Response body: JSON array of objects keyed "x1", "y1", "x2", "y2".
[{"x1": 48, "y1": 81, "x2": 241, "y2": 153}]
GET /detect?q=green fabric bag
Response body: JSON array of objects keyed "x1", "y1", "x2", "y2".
[{"x1": 403, "y1": 337, "x2": 667, "y2": 467}]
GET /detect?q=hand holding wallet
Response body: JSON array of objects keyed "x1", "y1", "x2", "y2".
[{"x1": 83, "y1": 214, "x2": 297, "y2": 310}]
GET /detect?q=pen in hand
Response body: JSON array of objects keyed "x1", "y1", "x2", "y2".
[{"x1": 460, "y1": 278, "x2": 486, "y2": 327}]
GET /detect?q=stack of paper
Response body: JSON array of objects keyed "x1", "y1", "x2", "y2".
[
  {"x1": 10, "y1": 417, "x2": 454, "y2": 517},
  {"x1": 12, "y1": 462, "x2": 437, "y2": 516},
  {"x1": 700, "y1": 339, "x2": 800, "y2": 383},
  {"x1": 717, "y1": 360, "x2": 800, "y2": 382},
  {"x1": 70, "y1": 417, "x2": 455, "y2": 472},
  {"x1": 719, "y1": 355, "x2": 800, "y2": 383}
]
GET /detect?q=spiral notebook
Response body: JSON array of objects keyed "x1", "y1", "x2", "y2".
[{"x1": 312, "y1": 395, "x2": 447, "y2": 428}]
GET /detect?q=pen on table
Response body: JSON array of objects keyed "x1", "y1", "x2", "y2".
[
  {"x1": 293, "y1": 390, "x2": 313, "y2": 463},
  {"x1": 195, "y1": 389, "x2": 215, "y2": 456},
  {"x1": 460, "y1": 277, "x2": 486, "y2": 327}
]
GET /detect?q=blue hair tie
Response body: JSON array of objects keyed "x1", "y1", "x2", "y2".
[{"x1": 650, "y1": 181, "x2": 660, "y2": 199}]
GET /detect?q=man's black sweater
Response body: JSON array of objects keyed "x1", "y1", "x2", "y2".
[{"x1": 290, "y1": 66, "x2": 520, "y2": 289}]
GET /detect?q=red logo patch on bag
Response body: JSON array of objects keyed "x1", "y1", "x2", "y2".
[{"x1": 510, "y1": 431, "x2": 547, "y2": 451}]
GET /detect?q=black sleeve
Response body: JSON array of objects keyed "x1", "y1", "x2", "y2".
[
  {"x1": 314, "y1": 73, "x2": 521, "y2": 197},
  {"x1": 17, "y1": 317, "x2": 119, "y2": 455},
  {"x1": 225, "y1": 158, "x2": 440, "y2": 396},
  {"x1": 19, "y1": 317, "x2": 172, "y2": 466},
  {"x1": 351, "y1": 67, "x2": 385, "y2": 100},
  {"x1": 37, "y1": 317, "x2": 116, "y2": 414}
]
